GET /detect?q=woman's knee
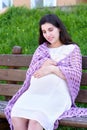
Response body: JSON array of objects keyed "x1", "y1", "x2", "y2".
[
  {"x1": 11, "y1": 117, "x2": 28, "y2": 129},
  {"x1": 29, "y1": 119, "x2": 39, "y2": 125},
  {"x1": 11, "y1": 117, "x2": 18, "y2": 125},
  {"x1": 29, "y1": 119, "x2": 43, "y2": 129}
]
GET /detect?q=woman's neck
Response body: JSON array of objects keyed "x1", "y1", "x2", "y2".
[{"x1": 48, "y1": 42, "x2": 63, "y2": 48}]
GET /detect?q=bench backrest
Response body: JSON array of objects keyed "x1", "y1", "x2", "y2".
[
  {"x1": 0, "y1": 54, "x2": 32, "y2": 97},
  {"x1": 0, "y1": 52, "x2": 87, "y2": 103}
]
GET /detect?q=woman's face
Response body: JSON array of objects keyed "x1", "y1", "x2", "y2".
[{"x1": 41, "y1": 22, "x2": 61, "y2": 47}]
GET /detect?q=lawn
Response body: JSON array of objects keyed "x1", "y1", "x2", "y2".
[{"x1": 0, "y1": 4, "x2": 87, "y2": 55}]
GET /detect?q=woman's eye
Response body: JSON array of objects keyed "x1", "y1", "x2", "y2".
[
  {"x1": 49, "y1": 28, "x2": 53, "y2": 32},
  {"x1": 42, "y1": 31, "x2": 46, "y2": 34},
  {"x1": 42, "y1": 28, "x2": 53, "y2": 34}
]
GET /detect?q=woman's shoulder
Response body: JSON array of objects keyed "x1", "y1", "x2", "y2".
[
  {"x1": 61, "y1": 44, "x2": 81, "y2": 56},
  {"x1": 33, "y1": 42, "x2": 48, "y2": 56},
  {"x1": 71, "y1": 44, "x2": 81, "y2": 52},
  {"x1": 64, "y1": 44, "x2": 80, "y2": 51},
  {"x1": 62, "y1": 44, "x2": 75, "y2": 53}
]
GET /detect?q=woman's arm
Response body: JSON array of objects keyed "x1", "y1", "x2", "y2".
[
  {"x1": 51, "y1": 65, "x2": 66, "y2": 80},
  {"x1": 33, "y1": 59, "x2": 65, "y2": 80}
]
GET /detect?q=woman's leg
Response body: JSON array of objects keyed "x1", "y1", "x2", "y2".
[
  {"x1": 11, "y1": 117, "x2": 29, "y2": 130},
  {"x1": 28, "y1": 119, "x2": 43, "y2": 130}
]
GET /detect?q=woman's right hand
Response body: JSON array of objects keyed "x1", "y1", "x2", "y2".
[
  {"x1": 42, "y1": 59, "x2": 57, "y2": 67},
  {"x1": 33, "y1": 59, "x2": 57, "y2": 78}
]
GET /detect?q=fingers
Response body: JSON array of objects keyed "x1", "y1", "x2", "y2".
[
  {"x1": 33, "y1": 70, "x2": 42, "y2": 78},
  {"x1": 43, "y1": 59, "x2": 57, "y2": 66},
  {"x1": 51, "y1": 61, "x2": 57, "y2": 66}
]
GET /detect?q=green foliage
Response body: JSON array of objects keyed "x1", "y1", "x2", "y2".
[{"x1": 0, "y1": 4, "x2": 87, "y2": 55}]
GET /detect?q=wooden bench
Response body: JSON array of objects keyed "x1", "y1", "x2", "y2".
[{"x1": 0, "y1": 46, "x2": 87, "y2": 130}]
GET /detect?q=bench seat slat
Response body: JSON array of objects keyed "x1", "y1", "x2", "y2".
[
  {"x1": 0, "y1": 69, "x2": 26, "y2": 81},
  {"x1": 0, "y1": 101, "x2": 87, "y2": 128},
  {"x1": 0, "y1": 54, "x2": 32, "y2": 67},
  {"x1": 59, "y1": 116, "x2": 87, "y2": 128},
  {"x1": 0, "y1": 84, "x2": 21, "y2": 96},
  {"x1": 0, "y1": 100, "x2": 87, "y2": 128}
]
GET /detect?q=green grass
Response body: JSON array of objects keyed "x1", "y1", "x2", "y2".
[{"x1": 0, "y1": 4, "x2": 87, "y2": 55}]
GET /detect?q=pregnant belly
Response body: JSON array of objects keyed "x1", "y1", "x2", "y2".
[{"x1": 28, "y1": 74, "x2": 68, "y2": 95}]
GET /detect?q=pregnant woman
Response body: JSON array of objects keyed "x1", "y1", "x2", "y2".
[{"x1": 5, "y1": 14, "x2": 87, "y2": 130}]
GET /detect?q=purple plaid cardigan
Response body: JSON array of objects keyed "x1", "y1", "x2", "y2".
[{"x1": 4, "y1": 43, "x2": 87, "y2": 130}]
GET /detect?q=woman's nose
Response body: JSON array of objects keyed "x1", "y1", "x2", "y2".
[{"x1": 46, "y1": 31, "x2": 50, "y2": 37}]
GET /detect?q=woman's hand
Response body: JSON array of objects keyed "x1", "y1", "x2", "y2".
[
  {"x1": 33, "y1": 59, "x2": 57, "y2": 78},
  {"x1": 42, "y1": 59, "x2": 57, "y2": 67},
  {"x1": 33, "y1": 66, "x2": 53, "y2": 78},
  {"x1": 33, "y1": 59, "x2": 65, "y2": 80}
]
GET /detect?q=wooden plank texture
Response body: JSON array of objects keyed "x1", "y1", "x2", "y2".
[
  {"x1": 59, "y1": 116, "x2": 87, "y2": 128},
  {"x1": 81, "y1": 72, "x2": 87, "y2": 86},
  {"x1": 76, "y1": 89, "x2": 87, "y2": 103},
  {"x1": 0, "y1": 55, "x2": 87, "y2": 68},
  {"x1": 0, "y1": 54, "x2": 32, "y2": 67},
  {"x1": 82, "y1": 56, "x2": 87, "y2": 69},
  {"x1": 0, "y1": 84, "x2": 21, "y2": 96},
  {"x1": 0, "y1": 69, "x2": 26, "y2": 81}
]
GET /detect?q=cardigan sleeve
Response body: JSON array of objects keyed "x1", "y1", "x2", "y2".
[
  {"x1": 58, "y1": 45, "x2": 82, "y2": 104},
  {"x1": 27, "y1": 45, "x2": 50, "y2": 75}
]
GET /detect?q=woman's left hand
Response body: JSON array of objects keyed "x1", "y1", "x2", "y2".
[{"x1": 33, "y1": 66, "x2": 53, "y2": 78}]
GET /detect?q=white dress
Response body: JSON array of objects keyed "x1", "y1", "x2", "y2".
[{"x1": 11, "y1": 45, "x2": 75, "y2": 130}]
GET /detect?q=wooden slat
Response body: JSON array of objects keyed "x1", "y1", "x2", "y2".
[
  {"x1": 0, "y1": 84, "x2": 21, "y2": 96},
  {"x1": 0, "y1": 55, "x2": 87, "y2": 69},
  {"x1": 0, "y1": 54, "x2": 32, "y2": 67},
  {"x1": 0, "y1": 69, "x2": 26, "y2": 81},
  {"x1": 76, "y1": 89, "x2": 87, "y2": 103},
  {"x1": 0, "y1": 84, "x2": 87, "y2": 103},
  {"x1": 81, "y1": 72, "x2": 87, "y2": 86},
  {"x1": 0, "y1": 101, "x2": 87, "y2": 127},
  {"x1": 82, "y1": 56, "x2": 87, "y2": 69},
  {"x1": 0, "y1": 55, "x2": 87, "y2": 68},
  {"x1": 59, "y1": 116, "x2": 87, "y2": 128}
]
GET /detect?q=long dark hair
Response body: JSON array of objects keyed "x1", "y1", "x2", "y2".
[{"x1": 39, "y1": 14, "x2": 73, "y2": 45}]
